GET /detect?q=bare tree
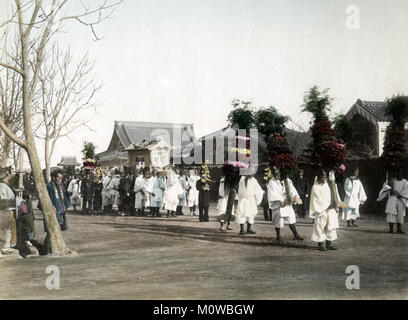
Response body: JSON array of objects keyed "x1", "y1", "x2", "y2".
[
  {"x1": 0, "y1": 30, "x2": 24, "y2": 167},
  {"x1": 0, "y1": 0, "x2": 122, "y2": 256},
  {"x1": 37, "y1": 44, "x2": 102, "y2": 182}
]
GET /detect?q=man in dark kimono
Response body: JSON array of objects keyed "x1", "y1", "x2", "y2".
[
  {"x1": 81, "y1": 170, "x2": 95, "y2": 215},
  {"x1": 129, "y1": 173, "x2": 137, "y2": 216},
  {"x1": 196, "y1": 175, "x2": 211, "y2": 222},
  {"x1": 295, "y1": 169, "x2": 310, "y2": 218},
  {"x1": 93, "y1": 178, "x2": 103, "y2": 214},
  {"x1": 46, "y1": 170, "x2": 71, "y2": 231},
  {"x1": 118, "y1": 171, "x2": 133, "y2": 216}
]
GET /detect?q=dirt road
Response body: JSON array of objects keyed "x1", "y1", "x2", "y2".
[{"x1": 1, "y1": 205, "x2": 407, "y2": 299}]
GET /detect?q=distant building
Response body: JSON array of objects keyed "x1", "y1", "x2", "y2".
[
  {"x1": 57, "y1": 156, "x2": 80, "y2": 174},
  {"x1": 345, "y1": 99, "x2": 407, "y2": 157},
  {"x1": 96, "y1": 121, "x2": 200, "y2": 169}
]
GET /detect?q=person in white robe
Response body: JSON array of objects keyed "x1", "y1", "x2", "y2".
[
  {"x1": 236, "y1": 169, "x2": 264, "y2": 235},
  {"x1": 101, "y1": 170, "x2": 113, "y2": 210},
  {"x1": 109, "y1": 169, "x2": 121, "y2": 211},
  {"x1": 134, "y1": 169, "x2": 151, "y2": 216},
  {"x1": 164, "y1": 168, "x2": 183, "y2": 218},
  {"x1": 377, "y1": 169, "x2": 408, "y2": 234},
  {"x1": 309, "y1": 169, "x2": 342, "y2": 251},
  {"x1": 67, "y1": 176, "x2": 81, "y2": 213},
  {"x1": 216, "y1": 176, "x2": 238, "y2": 232},
  {"x1": 187, "y1": 170, "x2": 200, "y2": 216},
  {"x1": 267, "y1": 167, "x2": 304, "y2": 241},
  {"x1": 343, "y1": 167, "x2": 367, "y2": 227},
  {"x1": 146, "y1": 170, "x2": 166, "y2": 217},
  {"x1": 176, "y1": 170, "x2": 188, "y2": 215}
]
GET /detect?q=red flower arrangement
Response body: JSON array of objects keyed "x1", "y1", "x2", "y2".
[
  {"x1": 83, "y1": 158, "x2": 96, "y2": 170},
  {"x1": 311, "y1": 120, "x2": 335, "y2": 142},
  {"x1": 309, "y1": 120, "x2": 348, "y2": 172},
  {"x1": 267, "y1": 134, "x2": 297, "y2": 178}
]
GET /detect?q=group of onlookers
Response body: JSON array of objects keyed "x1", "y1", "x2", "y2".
[{"x1": 61, "y1": 167, "x2": 209, "y2": 220}]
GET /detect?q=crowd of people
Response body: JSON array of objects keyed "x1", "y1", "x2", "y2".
[
  {"x1": 1, "y1": 164, "x2": 407, "y2": 257},
  {"x1": 60, "y1": 167, "x2": 205, "y2": 219}
]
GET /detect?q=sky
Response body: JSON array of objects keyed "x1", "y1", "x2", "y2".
[{"x1": 1, "y1": 0, "x2": 408, "y2": 167}]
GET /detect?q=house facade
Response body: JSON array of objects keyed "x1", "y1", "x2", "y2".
[
  {"x1": 96, "y1": 121, "x2": 200, "y2": 170},
  {"x1": 124, "y1": 139, "x2": 171, "y2": 173},
  {"x1": 345, "y1": 99, "x2": 407, "y2": 157}
]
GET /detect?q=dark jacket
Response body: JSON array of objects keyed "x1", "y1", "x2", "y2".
[
  {"x1": 296, "y1": 176, "x2": 310, "y2": 198},
  {"x1": 81, "y1": 177, "x2": 95, "y2": 201},
  {"x1": 196, "y1": 179, "x2": 211, "y2": 207}
]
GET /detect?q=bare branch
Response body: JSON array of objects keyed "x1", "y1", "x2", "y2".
[
  {"x1": 0, "y1": 61, "x2": 25, "y2": 75},
  {"x1": 0, "y1": 117, "x2": 26, "y2": 149}
]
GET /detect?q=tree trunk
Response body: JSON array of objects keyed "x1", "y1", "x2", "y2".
[
  {"x1": 20, "y1": 39, "x2": 75, "y2": 256},
  {"x1": 25, "y1": 137, "x2": 75, "y2": 255}
]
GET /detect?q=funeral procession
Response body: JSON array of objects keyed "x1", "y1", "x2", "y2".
[{"x1": 0, "y1": 0, "x2": 407, "y2": 303}]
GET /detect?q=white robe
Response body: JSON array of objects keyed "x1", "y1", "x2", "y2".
[
  {"x1": 67, "y1": 179, "x2": 82, "y2": 206},
  {"x1": 134, "y1": 175, "x2": 150, "y2": 209},
  {"x1": 109, "y1": 175, "x2": 121, "y2": 208},
  {"x1": 164, "y1": 170, "x2": 183, "y2": 211},
  {"x1": 342, "y1": 178, "x2": 367, "y2": 220},
  {"x1": 309, "y1": 181, "x2": 340, "y2": 242},
  {"x1": 236, "y1": 176, "x2": 264, "y2": 224},
  {"x1": 267, "y1": 178, "x2": 298, "y2": 228},
  {"x1": 187, "y1": 175, "x2": 200, "y2": 207},
  {"x1": 216, "y1": 177, "x2": 238, "y2": 214},
  {"x1": 377, "y1": 178, "x2": 408, "y2": 223},
  {"x1": 101, "y1": 175, "x2": 113, "y2": 207}
]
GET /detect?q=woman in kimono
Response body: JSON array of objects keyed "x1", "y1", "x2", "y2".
[
  {"x1": 164, "y1": 168, "x2": 183, "y2": 218},
  {"x1": 343, "y1": 167, "x2": 367, "y2": 227},
  {"x1": 236, "y1": 167, "x2": 264, "y2": 235},
  {"x1": 267, "y1": 167, "x2": 303, "y2": 241},
  {"x1": 147, "y1": 170, "x2": 166, "y2": 217},
  {"x1": 377, "y1": 168, "x2": 408, "y2": 234},
  {"x1": 187, "y1": 170, "x2": 200, "y2": 216},
  {"x1": 309, "y1": 169, "x2": 342, "y2": 251},
  {"x1": 0, "y1": 167, "x2": 19, "y2": 255}
]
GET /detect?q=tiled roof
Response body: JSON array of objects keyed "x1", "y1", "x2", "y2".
[
  {"x1": 124, "y1": 139, "x2": 170, "y2": 151},
  {"x1": 96, "y1": 150, "x2": 128, "y2": 161},
  {"x1": 114, "y1": 121, "x2": 199, "y2": 149},
  {"x1": 346, "y1": 99, "x2": 391, "y2": 123},
  {"x1": 359, "y1": 100, "x2": 391, "y2": 122}
]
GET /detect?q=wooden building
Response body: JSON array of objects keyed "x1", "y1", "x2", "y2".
[
  {"x1": 345, "y1": 99, "x2": 408, "y2": 157},
  {"x1": 96, "y1": 121, "x2": 200, "y2": 170}
]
